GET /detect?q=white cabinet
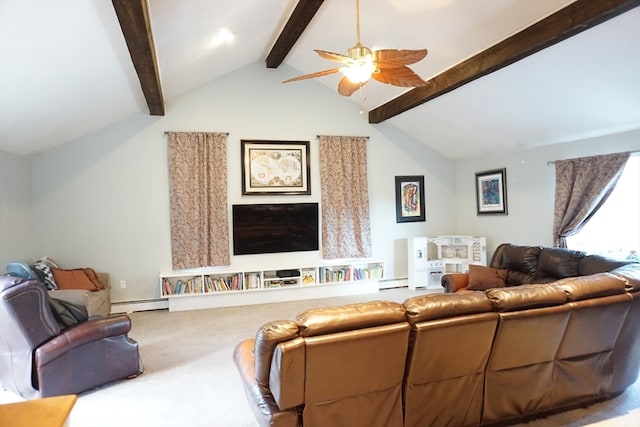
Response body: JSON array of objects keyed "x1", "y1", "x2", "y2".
[
  {"x1": 160, "y1": 259, "x2": 384, "y2": 312},
  {"x1": 407, "y1": 236, "x2": 486, "y2": 290}
]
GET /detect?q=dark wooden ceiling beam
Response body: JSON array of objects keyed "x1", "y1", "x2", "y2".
[
  {"x1": 266, "y1": 0, "x2": 325, "y2": 68},
  {"x1": 369, "y1": 0, "x2": 640, "y2": 124},
  {"x1": 112, "y1": 0, "x2": 165, "y2": 116}
]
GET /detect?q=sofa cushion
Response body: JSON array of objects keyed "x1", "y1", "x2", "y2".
[
  {"x1": 486, "y1": 284, "x2": 567, "y2": 312},
  {"x1": 83, "y1": 268, "x2": 105, "y2": 290},
  {"x1": 6, "y1": 262, "x2": 39, "y2": 280},
  {"x1": 536, "y1": 247, "x2": 585, "y2": 280},
  {"x1": 467, "y1": 265, "x2": 507, "y2": 291},
  {"x1": 296, "y1": 301, "x2": 406, "y2": 337},
  {"x1": 30, "y1": 257, "x2": 59, "y2": 290},
  {"x1": 611, "y1": 264, "x2": 640, "y2": 292},
  {"x1": 579, "y1": 254, "x2": 630, "y2": 276},
  {"x1": 553, "y1": 273, "x2": 626, "y2": 301},
  {"x1": 506, "y1": 270, "x2": 538, "y2": 286},
  {"x1": 404, "y1": 292, "x2": 493, "y2": 323},
  {"x1": 500, "y1": 245, "x2": 541, "y2": 275},
  {"x1": 51, "y1": 268, "x2": 98, "y2": 291}
]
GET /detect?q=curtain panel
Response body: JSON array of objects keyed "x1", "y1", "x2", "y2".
[
  {"x1": 167, "y1": 132, "x2": 230, "y2": 269},
  {"x1": 318, "y1": 135, "x2": 372, "y2": 259},
  {"x1": 553, "y1": 152, "x2": 630, "y2": 247}
]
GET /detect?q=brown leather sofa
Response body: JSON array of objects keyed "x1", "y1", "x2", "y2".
[
  {"x1": 234, "y1": 266, "x2": 640, "y2": 426},
  {"x1": 442, "y1": 243, "x2": 636, "y2": 292},
  {"x1": 0, "y1": 275, "x2": 141, "y2": 399}
]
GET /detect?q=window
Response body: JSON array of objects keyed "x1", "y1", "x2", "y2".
[{"x1": 567, "y1": 154, "x2": 639, "y2": 261}]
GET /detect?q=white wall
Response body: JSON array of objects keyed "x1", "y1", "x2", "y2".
[
  {"x1": 0, "y1": 150, "x2": 32, "y2": 268},
  {"x1": 455, "y1": 128, "x2": 640, "y2": 257},
  {"x1": 29, "y1": 63, "x2": 456, "y2": 303}
]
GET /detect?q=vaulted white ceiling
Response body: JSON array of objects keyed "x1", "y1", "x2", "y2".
[{"x1": 1, "y1": 0, "x2": 638, "y2": 159}]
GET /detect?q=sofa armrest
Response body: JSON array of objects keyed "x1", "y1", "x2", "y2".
[
  {"x1": 233, "y1": 339, "x2": 300, "y2": 427},
  {"x1": 36, "y1": 314, "x2": 131, "y2": 365},
  {"x1": 442, "y1": 273, "x2": 469, "y2": 293}
]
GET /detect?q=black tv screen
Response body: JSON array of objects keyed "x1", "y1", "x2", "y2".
[{"x1": 232, "y1": 203, "x2": 319, "y2": 255}]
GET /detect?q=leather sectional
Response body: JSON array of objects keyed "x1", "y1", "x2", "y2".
[{"x1": 234, "y1": 245, "x2": 640, "y2": 427}]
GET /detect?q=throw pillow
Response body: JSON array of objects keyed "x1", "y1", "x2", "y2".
[
  {"x1": 83, "y1": 268, "x2": 105, "y2": 290},
  {"x1": 51, "y1": 268, "x2": 99, "y2": 291},
  {"x1": 467, "y1": 264, "x2": 508, "y2": 291},
  {"x1": 30, "y1": 257, "x2": 60, "y2": 290}
]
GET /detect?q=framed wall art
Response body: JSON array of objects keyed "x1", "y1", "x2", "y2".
[
  {"x1": 395, "y1": 175, "x2": 425, "y2": 223},
  {"x1": 475, "y1": 168, "x2": 508, "y2": 215},
  {"x1": 241, "y1": 140, "x2": 311, "y2": 195}
]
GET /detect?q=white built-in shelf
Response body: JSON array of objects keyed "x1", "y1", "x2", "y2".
[{"x1": 159, "y1": 260, "x2": 384, "y2": 311}]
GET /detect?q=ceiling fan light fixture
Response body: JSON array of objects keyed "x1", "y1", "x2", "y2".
[
  {"x1": 342, "y1": 59, "x2": 375, "y2": 84},
  {"x1": 341, "y1": 44, "x2": 375, "y2": 84}
]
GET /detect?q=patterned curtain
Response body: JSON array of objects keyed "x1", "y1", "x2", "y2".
[
  {"x1": 318, "y1": 135, "x2": 372, "y2": 259},
  {"x1": 553, "y1": 152, "x2": 630, "y2": 247},
  {"x1": 167, "y1": 132, "x2": 230, "y2": 268}
]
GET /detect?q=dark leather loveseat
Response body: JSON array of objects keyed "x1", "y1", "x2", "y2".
[
  {"x1": 0, "y1": 275, "x2": 141, "y2": 399},
  {"x1": 442, "y1": 243, "x2": 638, "y2": 292},
  {"x1": 233, "y1": 262, "x2": 640, "y2": 426}
]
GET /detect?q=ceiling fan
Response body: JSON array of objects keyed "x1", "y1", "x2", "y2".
[{"x1": 283, "y1": 0, "x2": 428, "y2": 96}]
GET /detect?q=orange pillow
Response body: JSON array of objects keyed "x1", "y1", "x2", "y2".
[
  {"x1": 82, "y1": 268, "x2": 104, "y2": 290},
  {"x1": 467, "y1": 264, "x2": 508, "y2": 291},
  {"x1": 51, "y1": 268, "x2": 98, "y2": 291}
]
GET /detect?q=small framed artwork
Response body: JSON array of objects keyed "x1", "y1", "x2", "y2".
[
  {"x1": 241, "y1": 140, "x2": 311, "y2": 195},
  {"x1": 395, "y1": 175, "x2": 425, "y2": 223},
  {"x1": 475, "y1": 168, "x2": 508, "y2": 215}
]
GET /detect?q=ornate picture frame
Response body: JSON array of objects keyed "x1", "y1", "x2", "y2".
[
  {"x1": 241, "y1": 140, "x2": 311, "y2": 195},
  {"x1": 475, "y1": 168, "x2": 508, "y2": 215},
  {"x1": 395, "y1": 175, "x2": 426, "y2": 223}
]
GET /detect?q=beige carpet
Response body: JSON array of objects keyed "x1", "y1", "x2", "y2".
[{"x1": 3, "y1": 287, "x2": 639, "y2": 426}]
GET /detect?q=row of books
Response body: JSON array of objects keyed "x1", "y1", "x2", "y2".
[
  {"x1": 353, "y1": 265, "x2": 384, "y2": 280},
  {"x1": 319, "y1": 267, "x2": 351, "y2": 283},
  {"x1": 162, "y1": 273, "x2": 244, "y2": 295},
  {"x1": 319, "y1": 265, "x2": 384, "y2": 283}
]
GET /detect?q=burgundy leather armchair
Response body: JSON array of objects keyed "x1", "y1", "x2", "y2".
[{"x1": 0, "y1": 275, "x2": 141, "y2": 399}]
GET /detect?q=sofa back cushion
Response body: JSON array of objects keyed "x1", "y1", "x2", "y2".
[
  {"x1": 295, "y1": 300, "x2": 406, "y2": 337},
  {"x1": 496, "y1": 244, "x2": 541, "y2": 285},
  {"x1": 486, "y1": 284, "x2": 567, "y2": 312},
  {"x1": 536, "y1": 247, "x2": 585, "y2": 280},
  {"x1": 553, "y1": 273, "x2": 626, "y2": 301},
  {"x1": 403, "y1": 311, "x2": 498, "y2": 427},
  {"x1": 302, "y1": 322, "x2": 409, "y2": 427},
  {"x1": 579, "y1": 254, "x2": 630, "y2": 276},
  {"x1": 612, "y1": 264, "x2": 640, "y2": 292},
  {"x1": 483, "y1": 303, "x2": 572, "y2": 423},
  {"x1": 404, "y1": 292, "x2": 492, "y2": 323}
]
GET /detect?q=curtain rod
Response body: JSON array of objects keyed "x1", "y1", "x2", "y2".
[
  {"x1": 547, "y1": 150, "x2": 639, "y2": 165},
  {"x1": 316, "y1": 135, "x2": 369, "y2": 139},
  {"x1": 164, "y1": 131, "x2": 229, "y2": 135}
]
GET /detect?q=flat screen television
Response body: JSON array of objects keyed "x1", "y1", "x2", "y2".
[{"x1": 232, "y1": 203, "x2": 319, "y2": 255}]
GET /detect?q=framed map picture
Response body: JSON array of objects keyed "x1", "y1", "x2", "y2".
[
  {"x1": 241, "y1": 140, "x2": 311, "y2": 195},
  {"x1": 475, "y1": 168, "x2": 508, "y2": 215},
  {"x1": 395, "y1": 175, "x2": 425, "y2": 223}
]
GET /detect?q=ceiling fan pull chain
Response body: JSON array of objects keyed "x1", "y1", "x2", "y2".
[{"x1": 355, "y1": 0, "x2": 362, "y2": 46}]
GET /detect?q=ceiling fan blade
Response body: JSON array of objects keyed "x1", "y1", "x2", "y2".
[
  {"x1": 338, "y1": 76, "x2": 365, "y2": 96},
  {"x1": 374, "y1": 49, "x2": 428, "y2": 68},
  {"x1": 315, "y1": 49, "x2": 354, "y2": 64},
  {"x1": 371, "y1": 66, "x2": 427, "y2": 87},
  {"x1": 283, "y1": 68, "x2": 341, "y2": 83}
]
